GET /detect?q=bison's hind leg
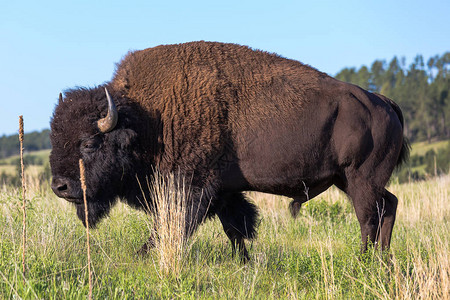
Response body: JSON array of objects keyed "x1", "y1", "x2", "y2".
[
  {"x1": 379, "y1": 189, "x2": 398, "y2": 251},
  {"x1": 341, "y1": 173, "x2": 399, "y2": 253},
  {"x1": 216, "y1": 192, "x2": 259, "y2": 262}
]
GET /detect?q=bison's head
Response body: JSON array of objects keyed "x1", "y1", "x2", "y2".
[{"x1": 50, "y1": 86, "x2": 140, "y2": 227}]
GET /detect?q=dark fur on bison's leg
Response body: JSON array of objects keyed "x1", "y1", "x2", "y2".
[
  {"x1": 344, "y1": 177, "x2": 383, "y2": 253},
  {"x1": 216, "y1": 192, "x2": 259, "y2": 263},
  {"x1": 378, "y1": 190, "x2": 398, "y2": 251}
]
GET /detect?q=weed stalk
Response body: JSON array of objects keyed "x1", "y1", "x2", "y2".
[
  {"x1": 19, "y1": 115, "x2": 26, "y2": 279},
  {"x1": 79, "y1": 159, "x2": 92, "y2": 300}
]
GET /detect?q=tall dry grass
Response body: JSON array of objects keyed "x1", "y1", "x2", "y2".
[
  {"x1": 388, "y1": 176, "x2": 449, "y2": 300},
  {"x1": 249, "y1": 175, "x2": 450, "y2": 299},
  {"x1": 142, "y1": 170, "x2": 202, "y2": 277}
]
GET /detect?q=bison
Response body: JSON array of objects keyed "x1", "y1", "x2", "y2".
[{"x1": 50, "y1": 41, "x2": 408, "y2": 261}]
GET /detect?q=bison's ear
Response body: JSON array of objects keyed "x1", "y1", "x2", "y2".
[{"x1": 108, "y1": 128, "x2": 137, "y2": 150}]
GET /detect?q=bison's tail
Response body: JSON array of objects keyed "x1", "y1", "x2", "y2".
[
  {"x1": 397, "y1": 136, "x2": 411, "y2": 169},
  {"x1": 384, "y1": 96, "x2": 411, "y2": 169}
]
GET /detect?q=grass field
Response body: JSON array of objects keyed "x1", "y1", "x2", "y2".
[
  {"x1": 0, "y1": 171, "x2": 448, "y2": 299},
  {"x1": 0, "y1": 150, "x2": 51, "y2": 166},
  {"x1": 410, "y1": 140, "x2": 449, "y2": 157},
  {"x1": 0, "y1": 150, "x2": 50, "y2": 177}
]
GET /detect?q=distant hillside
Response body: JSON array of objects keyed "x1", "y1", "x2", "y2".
[{"x1": 0, "y1": 129, "x2": 51, "y2": 159}]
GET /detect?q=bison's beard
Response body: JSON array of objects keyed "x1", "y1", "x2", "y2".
[{"x1": 75, "y1": 200, "x2": 114, "y2": 228}]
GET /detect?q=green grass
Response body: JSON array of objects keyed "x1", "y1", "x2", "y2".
[
  {"x1": 397, "y1": 139, "x2": 450, "y2": 180},
  {"x1": 0, "y1": 149, "x2": 50, "y2": 166},
  {"x1": 0, "y1": 149, "x2": 50, "y2": 176},
  {"x1": 410, "y1": 139, "x2": 449, "y2": 157},
  {"x1": 1, "y1": 174, "x2": 449, "y2": 299},
  {"x1": 0, "y1": 165, "x2": 44, "y2": 176}
]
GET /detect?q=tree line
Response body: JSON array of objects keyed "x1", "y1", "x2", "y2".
[{"x1": 335, "y1": 52, "x2": 450, "y2": 143}]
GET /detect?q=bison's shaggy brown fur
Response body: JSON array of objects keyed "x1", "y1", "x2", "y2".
[
  {"x1": 111, "y1": 42, "x2": 327, "y2": 185},
  {"x1": 50, "y1": 41, "x2": 409, "y2": 260}
]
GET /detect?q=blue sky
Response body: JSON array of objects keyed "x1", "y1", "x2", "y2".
[{"x1": 1, "y1": 0, "x2": 449, "y2": 136}]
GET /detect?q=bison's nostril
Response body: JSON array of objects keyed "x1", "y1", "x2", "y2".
[{"x1": 51, "y1": 177, "x2": 75, "y2": 198}]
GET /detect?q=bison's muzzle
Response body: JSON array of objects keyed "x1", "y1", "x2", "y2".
[{"x1": 51, "y1": 176, "x2": 82, "y2": 203}]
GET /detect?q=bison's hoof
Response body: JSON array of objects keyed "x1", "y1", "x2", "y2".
[
  {"x1": 289, "y1": 201, "x2": 302, "y2": 218},
  {"x1": 136, "y1": 245, "x2": 150, "y2": 257},
  {"x1": 136, "y1": 238, "x2": 155, "y2": 256}
]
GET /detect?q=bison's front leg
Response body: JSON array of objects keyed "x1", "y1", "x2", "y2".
[
  {"x1": 216, "y1": 192, "x2": 259, "y2": 263},
  {"x1": 226, "y1": 229, "x2": 250, "y2": 263}
]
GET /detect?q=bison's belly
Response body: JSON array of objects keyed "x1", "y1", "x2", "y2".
[{"x1": 235, "y1": 127, "x2": 338, "y2": 197}]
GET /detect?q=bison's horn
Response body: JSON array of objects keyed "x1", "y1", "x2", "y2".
[
  {"x1": 97, "y1": 88, "x2": 118, "y2": 133},
  {"x1": 59, "y1": 93, "x2": 63, "y2": 105}
]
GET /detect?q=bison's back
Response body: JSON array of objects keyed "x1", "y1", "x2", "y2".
[{"x1": 112, "y1": 41, "x2": 329, "y2": 111}]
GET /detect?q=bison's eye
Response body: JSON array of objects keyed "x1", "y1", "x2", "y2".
[{"x1": 81, "y1": 139, "x2": 99, "y2": 153}]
